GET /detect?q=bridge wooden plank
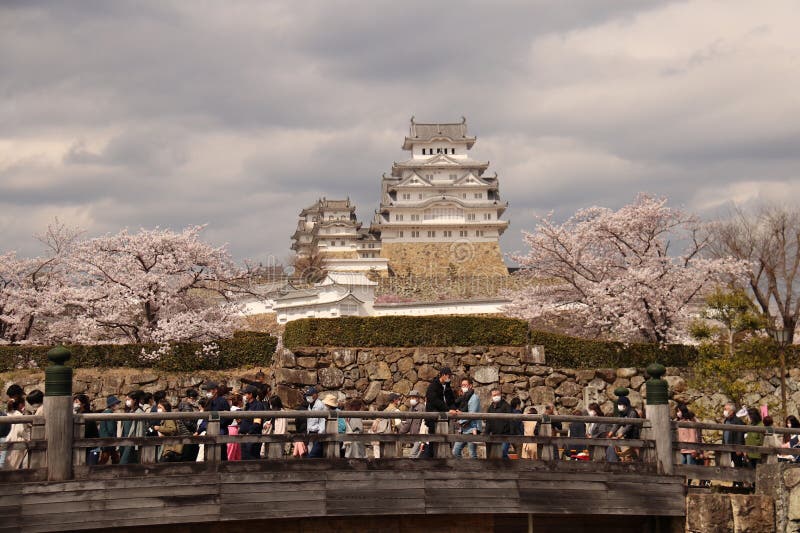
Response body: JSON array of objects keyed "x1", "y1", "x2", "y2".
[
  {"x1": 221, "y1": 490, "x2": 327, "y2": 504},
  {"x1": 675, "y1": 464, "x2": 754, "y2": 483}
]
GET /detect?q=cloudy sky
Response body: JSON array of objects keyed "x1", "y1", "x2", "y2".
[{"x1": 2, "y1": 0, "x2": 798, "y2": 264}]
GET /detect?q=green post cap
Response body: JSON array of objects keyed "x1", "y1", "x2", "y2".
[
  {"x1": 45, "y1": 345, "x2": 73, "y2": 397},
  {"x1": 646, "y1": 363, "x2": 666, "y2": 379},
  {"x1": 645, "y1": 362, "x2": 669, "y2": 405},
  {"x1": 613, "y1": 387, "x2": 629, "y2": 397}
]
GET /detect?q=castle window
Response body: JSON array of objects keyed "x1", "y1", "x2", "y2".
[
  {"x1": 402, "y1": 193, "x2": 411, "y2": 200},
  {"x1": 427, "y1": 230, "x2": 436, "y2": 238},
  {"x1": 395, "y1": 214, "x2": 404, "y2": 221},
  {"x1": 443, "y1": 230, "x2": 452, "y2": 238},
  {"x1": 467, "y1": 213, "x2": 476, "y2": 221},
  {"x1": 411, "y1": 230, "x2": 420, "y2": 238},
  {"x1": 425, "y1": 174, "x2": 433, "y2": 179},
  {"x1": 484, "y1": 213, "x2": 492, "y2": 220},
  {"x1": 450, "y1": 174, "x2": 457, "y2": 179},
  {"x1": 399, "y1": 231, "x2": 404, "y2": 238},
  {"x1": 411, "y1": 214, "x2": 420, "y2": 221},
  {"x1": 330, "y1": 241, "x2": 335, "y2": 246},
  {"x1": 451, "y1": 148, "x2": 455, "y2": 154},
  {"x1": 474, "y1": 193, "x2": 483, "y2": 199},
  {"x1": 459, "y1": 230, "x2": 468, "y2": 237},
  {"x1": 476, "y1": 230, "x2": 484, "y2": 237},
  {"x1": 462, "y1": 193, "x2": 467, "y2": 199},
  {"x1": 422, "y1": 148, "x2": 427, "y2": 155},
  {"x1": 437, "y1": 148, "x2": 443, "y2": 154}
]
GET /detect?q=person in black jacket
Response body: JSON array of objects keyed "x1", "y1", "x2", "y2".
[
  {"x1": 421, "y1": 367, "x2": 457, "y2": 458},
  {"x1": 486, "y1": 388, "x2": 511, "y2": 458},
  {"x1": 239, "y1": 385, "x2": 265, "y2": 460},
  {"x1": 203, "y1": 381, "x2": 231, "y2": 460},
  {"x1": 722, "y1": 402, "x2": 746, "y2": 484}
]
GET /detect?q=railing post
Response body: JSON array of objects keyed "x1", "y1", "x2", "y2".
[
  {"x1": 44, "y1": 346, "x2": 74, "y2": 481},
  {"x1": 645, "y1": 363, "x2": 673, "y2": 475},
  {"x1": 72, "y1": 419, "x2": 86, "y2": 468},
  {"x1": 324, "y1": 413, "x2": 340, "y2": 459},
  {"x1": 435, "y1": 415, "x2": 450, "y2": 459},
  {"x1": 538, "y1": 417, "x2": 554, "y2": 461},
  {"x1": 205, "y1": 412, "x2": 220, "y2": 465}
]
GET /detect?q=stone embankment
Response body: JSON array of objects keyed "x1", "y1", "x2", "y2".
[{"x1": 4, "y1": 345, "x2": 797, "y2": 420}]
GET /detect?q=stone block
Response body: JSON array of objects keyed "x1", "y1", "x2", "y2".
[
  {"x1": 530, "y1": 386, "x2": 555, "y2": 406},
  {"x1": 318, "y1": 367, "x2": 345, "y2": 389},
  {"x1": 544, "y1": 372, "x2": 567, "y2": 388},
  {"x1": 332, "y1": 349, "x2": 355, "y2": 368},
  {"x1": 274, "y1": 368, "x2": 317, "y2": 386},
  {"x1": 630, "y1": 375, "x2": 645, "y2": 390},
  {"x1": 665, "y1": 375, "x2": 688, "y2": 393},
  {"x1": 730, "y1": 494, "x2": 774, "y2": 533},
  {"x1": 501, "y1": 383, "x2": 515, "y2": 395},
  {"x1": 588, "y1": 378, "x2": 607, "y2": 390},
  {"x1": 274, "y1": 349, "x2": 296, "y2": 368},
  {"x1": 559, "y1": 396, "x2": 580, "y2": 409},
  {"x1": 493, "y1": 355, "x2": 519, "y2": 366},
  {"x1": 597, "y1": 369, "x2": 617, "y2": 383},
  {"x1": 276, "y1": 385, "x2": 304, "y2": 410},
  {"x1": 686, "y1": 494, "x2": 733, "y2": 533},
  {"x1": 297, "y1": 357, "x2": 317, "y2": 369},
  {"x1": 397, "y1": 357, "x2": 414, "y2": 373},
  {"x1": 129, "y1": 372, "x2": 159, "y2": 385},
  {"x1": 364, "y1": 361, "x2": 391, "y2": 381},
  {"x1": 473, "y1": 366, "x2": 499, "y2": 384},
  {"x1": 418, "y1": 365, "x2": 439, "y2": 381},
  {"x1": 394, "y1": 379, "x2": 413, "y2": 395},
  {"x1": 363, "y1": 381, "x2": 382, "y2": 403},
  {"x1": 784, "y1": 468, "x2": 800, "y2": 489},
  {"x1": 528, "y1": 376, "x2": 544, "y2": 387},
  {"x1": 616, "y1": 367, "x2": 637, "y2": 379},
  {"x1": 357, "y1": 351, "x2": 372, "y2": 365},
  {"x1": 575, "y1": 369, "x2": 596, "y2": 384},
  {"x1": 531, "y1": 365, "x2": 550, "y2": 376},
  {"x1": 521, "y1": 345, "x2": 545, "y2": 364},
  {"x1": 555, "y1": 381, "x2": 583, "y2": 399}
]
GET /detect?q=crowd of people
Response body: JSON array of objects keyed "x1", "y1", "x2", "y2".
[{"x1": 2, "y1": 366, "x2": 800, "y2": 469}]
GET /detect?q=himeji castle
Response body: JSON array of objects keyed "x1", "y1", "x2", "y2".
[{"x1": 290, "y1": 118, "x2": 510, "y2": 278}]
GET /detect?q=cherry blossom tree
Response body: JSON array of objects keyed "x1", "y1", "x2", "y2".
[
  {"x1": 506, "y1": 194, "x2": 749, "y2": 344},
  {"x1": 62, "y1": 225, "x2": 244, "y2": 344},
  {"x1": 0, "y1": 220, "x2": 79, "y2": 343}
]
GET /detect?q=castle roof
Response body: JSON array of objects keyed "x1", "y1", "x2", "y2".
[{"x1": 402, "y1": 117, "x2": 476, "y2": 150}]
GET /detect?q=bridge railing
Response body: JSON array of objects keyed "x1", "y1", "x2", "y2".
[
  {"x1": 672, "y1": 420, "x2": 800, "y2": 484},
  {"x1": 69, "y1": 410, "x2": 652, "y2": 464}
]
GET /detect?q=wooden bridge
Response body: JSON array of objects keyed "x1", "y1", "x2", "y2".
[
  {"x1": 1, "y1": 355, "x2": 798, "y2": 532},
  {"x1": 2, "y1": 407, "x2": 798, "y2": 532}
]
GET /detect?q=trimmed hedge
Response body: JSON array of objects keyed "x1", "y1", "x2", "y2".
[
  {"x1": 284, "y1": 316, "x2": 529, "y2": 348},
  {"x1": 528, "y1": 330, "x2": 699, "y2": 369},
  {"x1": 0, "y1": 331, "x2": 277, "y2": 372}
]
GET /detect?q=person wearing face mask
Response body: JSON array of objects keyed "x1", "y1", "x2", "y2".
[
  {"x1": 485, "y1": 388, "x2": 512, "y2": 458},
  {"x1": 398, "y1": 390, "x2": 426, "y2": 458},
  {"x1": 452, "y1": 378, "x2": 481, "y2": 459},
  {"x1": 722, "y1": 402, "x2": 746, "y2": 482},
  {"x1": 238, "y1": 385, "x2": 266, "y2": 460},
  {"x1": 73, "y1": 394, "x2": 100, "y2": 465},
  {"x1": 98, "y1": 395, "x2": 122, "y2": 465},
  {"x1": 607, "y1": 396, "x2": 640, "y2": 462},
  {"x1": 202, "y1": 381, "x2": 231, "y2": 461},
  {"x1": 304, "y1": 387, "x2": 326, "y2": 458},
  {"x1": 421, "y1": 368, "x2": 457, "y2": 458},
  {"x1": 120, "y1": 390, "x2": 146, "y2": 464},
  {"x1": 371, "y1": 393, "x2": 402, "y2": 458}
]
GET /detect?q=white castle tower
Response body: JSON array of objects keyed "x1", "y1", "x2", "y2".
[{"x1": 370, "y1": 117, "x2": 509, "y2": 277}]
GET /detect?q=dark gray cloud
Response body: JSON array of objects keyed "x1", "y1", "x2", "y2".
[{"x1": 1, "y1": 0, "x2": 798, "y2": 263}]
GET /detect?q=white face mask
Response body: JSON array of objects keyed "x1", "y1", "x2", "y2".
[
  {"x1": 617, "y1": 404, "x2": 625, "y2": 411},
  {"x1": 461, "y1": 386, "x2": 469, "y2": 393},
  {"x1": 157, "y1": 408, "x2": 164, "y2": 413},
  {"x1": 125, "y1": 399, "x2": 133, "y2": 408},
  {"x1": 443, "y1": 378, "x2": 451, "y2": 384},
  {"x1": 73, "y1": 403, "x2": 80, "y2": 412},
  {"x1": 206, "y1": 392, "x2": 213, "y2": 399},
  {"x1": 492, "y1": 396, "x2": 501, "y2": 403},
  {"x1": 723, "y1": 410, "x2": 731, "y2": 418},
  {"x1": 305, "y1": 396, "x2": 314, "y2": 404},
  {"x1": 589, "y1": 410, "x2": 597, "y2": 417},
  {"x1": 409, "y1": 399, "x2": 418, "y2": 406}
]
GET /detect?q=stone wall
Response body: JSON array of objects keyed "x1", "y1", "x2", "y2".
[
  {"x1": 273, "y1": 346, "x2": 799, "y2": 419},
  {"x1": 380, "y1": 242, "x2": 508, "y2": 277},
  {"x1": 757, "y1": 464, "x2": 800, "y2": 533},
  {"x1": 2, "y1": 345, "x2": 798, "y2": 421},
  {"x1": 0, "y1": 367, "x2": 271, "y2": 412},
  {"x1": 686, "y1": 493, "x2": 775, "y2": 533}
]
